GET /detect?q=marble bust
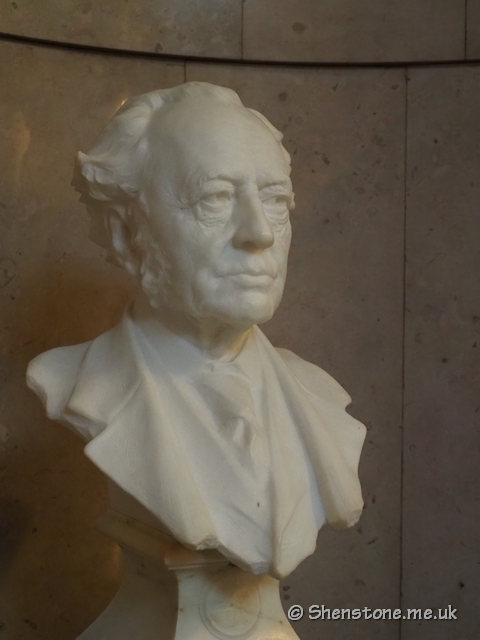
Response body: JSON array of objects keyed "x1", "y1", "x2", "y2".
[{"x1": 27, "y1": 82, "x2": 366, "y2": 581}]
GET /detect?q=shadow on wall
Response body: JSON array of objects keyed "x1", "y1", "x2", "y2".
[
  {"x1": 1, "y1": 259, "x2": 131, "y2": 639},
  {"x1": 0, "y1": 497, "x2": 32, "y2": 586}
]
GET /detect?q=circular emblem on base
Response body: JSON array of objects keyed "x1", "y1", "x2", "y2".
[{"x1": 200, "y1": 569, "x2": 261, "y2": 640}]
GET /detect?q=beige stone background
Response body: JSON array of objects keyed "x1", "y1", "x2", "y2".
[{"x1": 0, "y1": 2, "x2": 479, "y2": 639}]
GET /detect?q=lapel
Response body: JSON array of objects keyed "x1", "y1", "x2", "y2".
[
  {"x1": 66, "y1": 316, "x2": 218, "y2": 547},
  {"x1": 254, "y1": 328, "x2": 366, "y2": 530}
]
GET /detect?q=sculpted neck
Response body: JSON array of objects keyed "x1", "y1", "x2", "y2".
[{"x1": 132, "y1": 294, "x2": 252, "y2": 361}]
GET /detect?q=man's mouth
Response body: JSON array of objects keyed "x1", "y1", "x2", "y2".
[
  {"x1": 219, "y1": 262, "x2": 278, "y2": 278},
  {"x1": 227, "y1": 272, "x2": 275, "y2": 287}
]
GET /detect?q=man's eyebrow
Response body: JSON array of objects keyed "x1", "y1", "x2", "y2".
[
  {"x1": 198, "y1": 173, "x2": 292, "y2": 186},
  {"x1": 201, "y1": 175, "x2": 293, "y2": 190},
  {"x1": 259, "y1": 178, "x2": 292, "y2": 189},
  {"x1": 200, "y1": 172, "x2": 241, "y2": 184},
  {"x1": 185, "y1": 173, "x2": 293, "y2": 196}
]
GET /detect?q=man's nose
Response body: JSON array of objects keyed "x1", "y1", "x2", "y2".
[{"x1": 232, "y1": 194, "x2": 274, "y2": 251}]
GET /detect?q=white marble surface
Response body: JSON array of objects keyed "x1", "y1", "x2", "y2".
[
  {"x1": 27, "y1": 81, "x2": 365, "y2": 588},
  {"x1": 77, "y1": 510, "x2": 296, "y2": 640}
]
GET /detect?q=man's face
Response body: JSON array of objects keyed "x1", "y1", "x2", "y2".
[{"x1": 139, "y1": 100, "x2": 294, "y2": 329}]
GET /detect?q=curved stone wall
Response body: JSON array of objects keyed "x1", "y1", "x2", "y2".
[
  {"x1": 1, "y1": 22, "x2": 479, "y2": 640},
  {"x1": 1, "y1": 0, "x2": 480, "y2": 62}
]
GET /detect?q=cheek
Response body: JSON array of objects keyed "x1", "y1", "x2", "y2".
[
  {"x1": 170, "y1": 231, "x2": 225, "y2": 300},
  {"x1": 181, "y1": 228, "x2": 229, "y2": 276},
  {"x1": 161, "y1": 225, "x2": 205, "y2": 271}
]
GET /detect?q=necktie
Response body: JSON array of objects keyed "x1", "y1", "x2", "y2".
[{"x1": 191, "y1": 362, "x2": 265, "y2": 469}]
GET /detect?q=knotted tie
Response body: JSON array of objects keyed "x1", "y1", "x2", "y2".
[{"x1": 192, "y1": 361, "x2": 266, "y2": 473}]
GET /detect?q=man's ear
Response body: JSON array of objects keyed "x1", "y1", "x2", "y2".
[{"x1": 104, "y1": 209, "x2": 141, "y2": 277}]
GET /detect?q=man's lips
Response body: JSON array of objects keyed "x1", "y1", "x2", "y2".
[
  {"x1": 225, "y1": 272, "x2": 276, "y2": 287},
  {"x1": 216, "y1": 261, "x2": 279, "y2": 286},
  {"x1": 218, "y1": 264, "x2": 278, "y2": 278}
]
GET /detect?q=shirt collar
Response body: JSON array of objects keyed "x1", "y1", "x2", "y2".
[{"x1": 124, "y1": 300, "x2": 262, "y2": 383}]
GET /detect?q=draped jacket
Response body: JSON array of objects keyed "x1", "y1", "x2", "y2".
[{"x1": 27, "y1": 305, "x2": 366, "y2": 579}]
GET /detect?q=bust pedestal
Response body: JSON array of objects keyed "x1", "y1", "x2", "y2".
[{"x1": 78, "y1": 485, "x2": 299, "y2": 640}]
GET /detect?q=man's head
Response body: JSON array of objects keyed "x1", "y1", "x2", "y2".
[{"x1": 74, "y1": 82, "x2": 295, "y2": 331}]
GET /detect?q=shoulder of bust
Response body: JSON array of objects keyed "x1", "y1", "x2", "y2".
[
  {"x1": 26, "y1": 323, "x2": 129, "y2": 441},
  {"x1": 27, "y1": 340, "x2": 93, "y2": 433},
  {"x1": 275, "y1": 347, "x2": 352, "y2": 408}
]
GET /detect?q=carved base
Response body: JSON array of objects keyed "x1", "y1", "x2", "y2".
[{"x1": 78, "y1": 510, "x2": 299, "y2": 640}]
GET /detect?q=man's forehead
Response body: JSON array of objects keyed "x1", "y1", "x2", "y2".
[
  {"x1": 151, "y1": 98, "x2": 258, "y2": 132},
  {"x1": 192, "y1": 169, "x2": 292, "y2": 189},
  {"x1": 149, "y1": 100, "x2": 280, "y2": 156},
  {"x1": 147, "y1": 101, "x2": 288, "y2": 183}
]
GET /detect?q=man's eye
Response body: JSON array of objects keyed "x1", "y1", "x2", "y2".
[
  {"x1": 262, "y1": 195, "x2": 291, "y2": 220},
  {"x1": 194, "y1": 190, "x2": 234, "y2": 225},
  {"x1": 200, "y1": 191, "x2": 233, "y2": 210}
]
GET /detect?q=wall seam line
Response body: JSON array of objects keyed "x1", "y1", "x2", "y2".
[
  {"x1": 2, "y1": 31, "x2": 480, "y2": 69},
  {"x1": 465, "y1": 0, "x2": 469, "y2": 60},
  {"x1": 399, "y1": 64, "x2": 409, "y2": 640},
  {"x1": 240, "y1": 0, "x2": 244, "y2": 60}
]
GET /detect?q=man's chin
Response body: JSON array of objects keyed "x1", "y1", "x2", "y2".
[{"x1": 205, "y1": 294, "x2": 279, "y2": 329}]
